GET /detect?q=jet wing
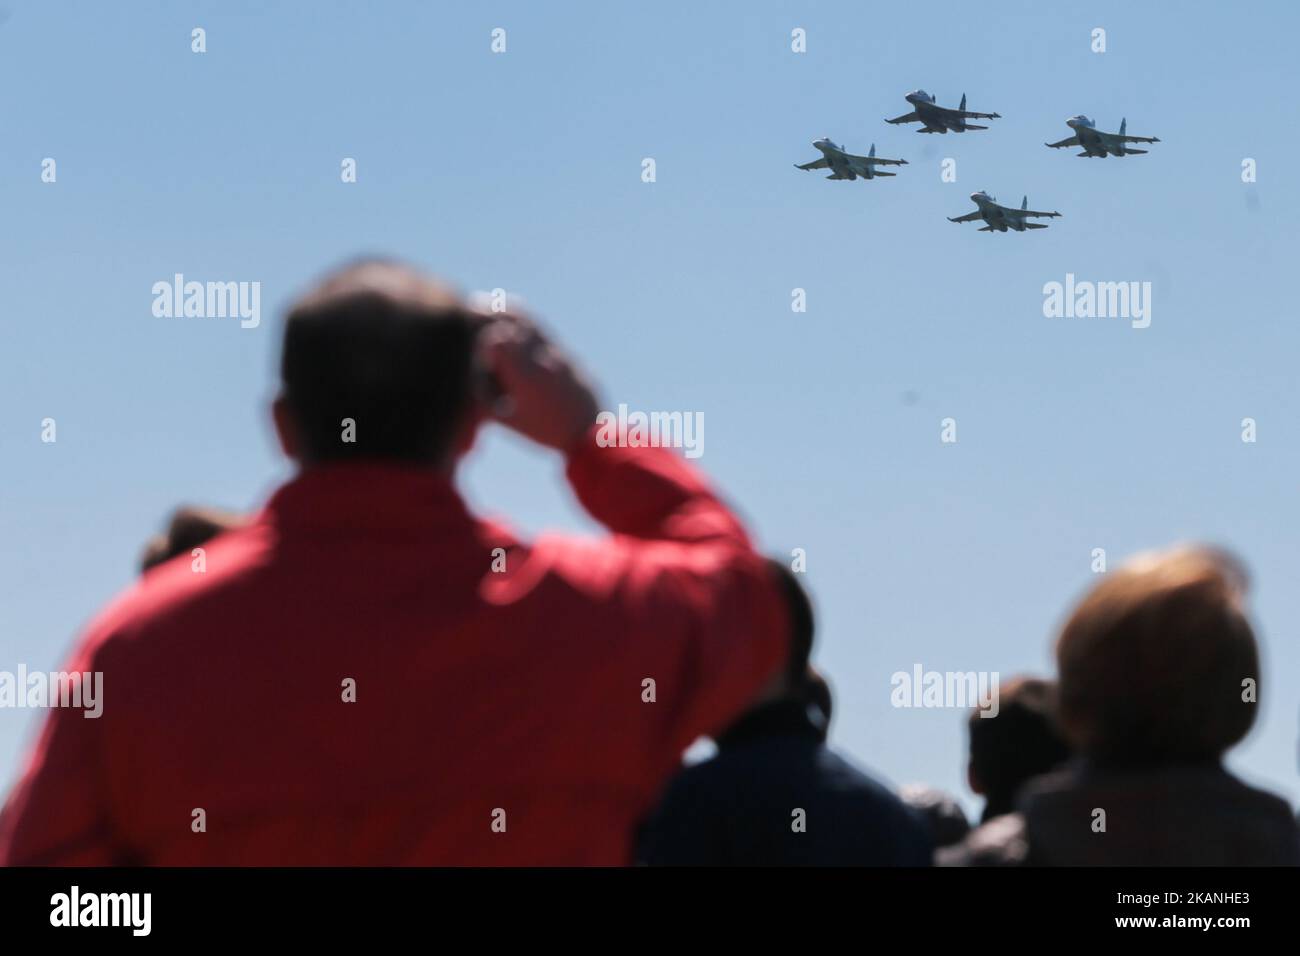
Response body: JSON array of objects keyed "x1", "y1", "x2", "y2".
[
  {"x1": 845, "y1": 153, "x2": 906, "y2": 166},
  {"x1": 949, "y1": 107, "x2": 1001, "y2": 120},
  {"x1": 885, "y1": 111, "x2": 919, "y2": 124},
  {"x1": 1116, "y1": 133, "x2": 1160, "y2": 144},
  {"x1": 1045, "y1": 135, "x2": 1080, "y2": 149},
  {"x1": 1017, "y1": 207, "x2": 1061, "y2": 218},
  {"x1": 947, "y1": 210, "x2": 983, "y2": 223},
  {"x1": 794, "y1": 157, "x2": 831, "y2": 170}
]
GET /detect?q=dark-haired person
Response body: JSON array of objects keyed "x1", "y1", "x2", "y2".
[
  {"x1": 898, "y1": 785, "x2": 970, "y2": 850},
  {"x1": 941, "y1": 546, "x2": 1300, "y2": 866},
  {"x1": 0, "y1": 260, "x2": 791, "y2": 866},
  {"x1": 637, "y1": 566, "x2": 932, "y2": 866},
  {"x1": 139, "y1": 506, "x2": 245, "y2": 573},
  {"x1": 965, "y1": 676, "x2": 1070, "y2": 825}
]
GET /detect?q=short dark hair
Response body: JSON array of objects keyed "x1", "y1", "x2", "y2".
[
  {"x1": 968, "y1": 677, "x2": 1070, "y2": 820},
  {"x1": 280, "y1": 260, "x2": 478, "y2": 464},
  {"x1": 1055, "y1": 546, "x2": 1258, "y2": 768},
  {"x1": 140, "y1": 506, "x2": 243, "y2": 572},
  {"x1": 768, "y1": 560, "x2": 814, "y2": 685}
]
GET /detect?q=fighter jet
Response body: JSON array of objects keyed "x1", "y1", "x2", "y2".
[
  {"x1": 885, "y1": 90, "x2": 1001, "y2": 133},
  {"x1": 794, "y1": 138, "x2": 908, "y2": 180},
  {"x1": 1045, "y1": 115, "x2": 1160, "y2": 157},
  {"x1": 948, "y1": 191, "x2": 1061, "y2": 233}
]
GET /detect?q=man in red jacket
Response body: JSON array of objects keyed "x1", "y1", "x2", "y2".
[{"x1": 0, "y1": 260, "x2": 789, "y2": 865}]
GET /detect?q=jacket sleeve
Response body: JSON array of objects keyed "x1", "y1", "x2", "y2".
[
  {"x1": 560, "y1": 432, "x2": 792, "y2": 782},
  {"x1": 0, "y1": 645, "x2": 122, "y2": 866},
  {"x1": 564, "y1": 427, "x2": 754, "y2": 546}
]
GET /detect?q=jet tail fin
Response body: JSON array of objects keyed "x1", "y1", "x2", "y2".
[
  {"x1": 960, "y1": 93, "x2": 967, "y2": 111},
  {"x1": 872, "y1": 171, "x2": 896, "y2": 177},
  {"x1": 1123, "y1": 147, "x2": 1148, "y2": 154},
  {"x1": 977, "y1": 225, "x2": 994, "y2": 232},
  {"x1": 962, "y1": 124, "x2": 987, "y2": 131},
  {"x1": 1120, "y1": 117, "x2": 1127, "y2": 136},
  {"x1": 1021, "y1": 195, "x2": 1028, "y2": 210},
  {"x1": 869, "y1": 143, "x2": 876, "y2": 158},
  {"x1": 1024, "y1": 223, "x2": 1049, "y2": 229}
]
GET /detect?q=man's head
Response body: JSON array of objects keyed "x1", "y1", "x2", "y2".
[
  {"x1": 966, "y1": 677, "x2": 1070, "y2": 821},
  {"x1": 140, "y1": 506, "x2": 244, "y2": 572},
  {"x1": 733, "y1": 561, "x2": 833, "y2": 729},
  {"x1": 274, "y1": 260, "x2": 482, "y2": 468},
  {"x1": 724, "y1": 562, "x2": 829, "y2": 737},
  {"x1": 1055, "y1": 545, "x2": 1259, "y2": 769},
  {"x1": 769, "y1": 560, "x2": 815, "y2": 691}
]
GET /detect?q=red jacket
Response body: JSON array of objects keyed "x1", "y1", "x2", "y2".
[{"x1": 0, "y1": 436, "x2": 788, "y2": 865}]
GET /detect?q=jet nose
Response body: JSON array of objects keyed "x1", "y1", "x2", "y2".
[{"x1": 969, "y1": 192, "x2": 981, "y2": 202}]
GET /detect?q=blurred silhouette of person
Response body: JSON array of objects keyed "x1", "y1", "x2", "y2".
[
  {"x1": 899, "y1": 784, "x2": 970, "y2": 850},
  {"x1": 966, "y1": 676, "x2": 1071, "y2": 825},
  {"x1": 941, "y1": 546, "x2": 1300, "y2": 866},
  {"x1": 0, "y1": 260, "x2": 793, "y2": 866},
  {"x1": 637, "y1": 564, "x2": 932, "y2": 866},
  {"x1": 139, "y1": 506, "x2": 244, "y2": 572}
]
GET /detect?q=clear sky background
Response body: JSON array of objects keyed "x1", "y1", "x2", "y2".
[{"x1": 2, "y1": 0, "x2": 1298, "y2": 818}]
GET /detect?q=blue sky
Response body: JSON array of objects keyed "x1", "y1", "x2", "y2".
[{"x1": 2, "y1": 0, "x2": 1298, "y2": 818}]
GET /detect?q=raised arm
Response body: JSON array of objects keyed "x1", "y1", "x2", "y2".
[{"x1": 479, "y1": 307, "x2": 791, "y2": 768}]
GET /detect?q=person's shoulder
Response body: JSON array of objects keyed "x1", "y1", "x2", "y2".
[
  {"x1": 658, "y1": 749, "x2": 742, "y2": 800},
  {"x1": 636, "y1": 755, "x2": 731, "y2": 843},
  {"x1": 79, "y1": 524, "x2": 272, "y2": 657},
  {"x1": 804, "y1": 746, "x2": 934, "y2": 863},
  {"x1": 1215, "y1": 768, "x2": 1298, "y2": 816},
  {"x1": 818, "y1": 746, "x2": 916, "y2": 808},
  {"x1": 935, "y1": 813, "x2": 1031, "y2": 867},
  {"x1": 522, "y1": 529, "x2": 760, "y2": 610},
  {"x1": 1214, "y1": 771, "x2": 1300, "y2": 850}
]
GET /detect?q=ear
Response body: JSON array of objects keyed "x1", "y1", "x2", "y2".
[
  {"x1": 271, "y1": 394, "x2": 303, "y2": 463},
  {"x1": 967, "y1": 762, "x2": 984, "y2": 796},
  {"x1": 451, "y1": 403, "x2": 484, "y2": 459}
]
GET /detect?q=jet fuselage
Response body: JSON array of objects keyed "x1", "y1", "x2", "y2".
[
  {"x1": 971, "y1": 193, "x2": 1025, "y2": 232},
  {"x1": 814, "y1": 141, "x2": 875, "y2": 180},
  {"x1": 908, "y1": 97, "x2": 962, "y2": 133}
]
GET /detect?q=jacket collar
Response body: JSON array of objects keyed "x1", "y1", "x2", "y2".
[
  {"x1": 716, "y1": 697, "x2": 828, "y2": 750},
  {"x1": 259, "y1": 461, "x2": 477, "y2": 535}
]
